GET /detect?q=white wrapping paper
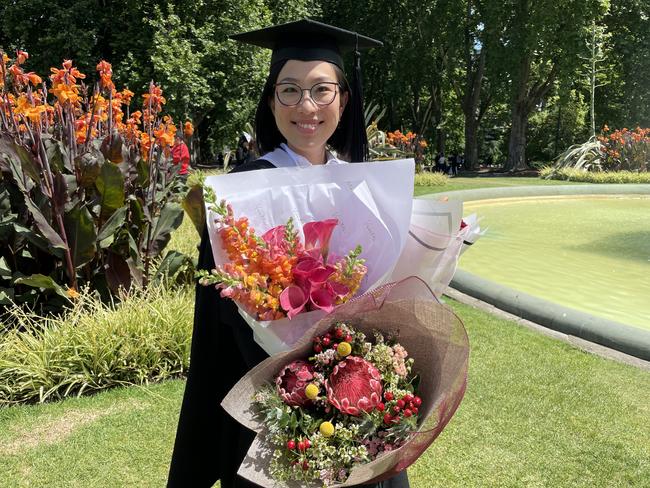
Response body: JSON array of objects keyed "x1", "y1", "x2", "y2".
[
  {"x1": 204, "y1": 159, "x2": 415, "y2": 355},
  {"x1": 203, "y1": 162, "x2": 483, "y2": 355},
  {"x1": 390, "y1": 198, "x2": 473, "y2": 297}
]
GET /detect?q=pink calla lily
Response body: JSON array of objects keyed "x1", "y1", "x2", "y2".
[
  {"x1": 303, "y1": 219, "x2": 338, "y2": 262},
  {"x1": 279, "y1": 285, "x2": 309, "y2": 319},
  {"x1": 327, "y1": 281, "x2": 350, "y2": 298},
  {"x1": 262, "y1": 224, "x2": 286, "y2": 247},
  {"x1": 309, "y1": 285, "x2": 336, "y2": 313},
  {"x1": 308, "y1": 265, "x2": 336, "y2": 284}
]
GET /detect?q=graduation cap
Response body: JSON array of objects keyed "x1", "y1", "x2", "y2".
[{"x1": 230, "y1": 19, "x2": 382, "y2": 162}]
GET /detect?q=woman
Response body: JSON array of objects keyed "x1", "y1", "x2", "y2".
[{"x1": 167, "y1": 19, "x2": 409, "y2": 488}]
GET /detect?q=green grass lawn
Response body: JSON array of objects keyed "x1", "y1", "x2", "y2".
[
  {"x1": 1, "y1": 299, "x2": 648, "y2": 487},
  {"x1": 415, "y1": 176, "x2": 582, "y2": 196}
]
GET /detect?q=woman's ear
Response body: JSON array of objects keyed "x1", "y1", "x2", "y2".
[
  {"x1": 339, "y1": 91, "x2": 349, "y2": 117},
  {"x1": 269, "y1": 96, "x2": 275, "y2": 116}
]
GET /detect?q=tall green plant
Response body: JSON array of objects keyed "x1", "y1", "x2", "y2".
[{"x1": 0, "y1": 52, "x2": 191, "y2": 313}]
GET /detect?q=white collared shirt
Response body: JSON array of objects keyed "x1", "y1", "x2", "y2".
[{"x1": 262, "y1": 143, "x2": 347, "y2": 168}]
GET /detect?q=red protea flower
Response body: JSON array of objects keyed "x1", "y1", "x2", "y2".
[
  {"x1": 325, "y1": 356, "x2": 383, "y2": 416},
  {"x1": 276, "y1": 360, "x2": 315, "y2": 407}
]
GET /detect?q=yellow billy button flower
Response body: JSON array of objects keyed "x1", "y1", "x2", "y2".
[
  {"x1": 337, "y1": 341, "x2": 352, "y2": 357},
  {"x1": 319, "y1": 421, "x2": 335, "y2": 437},
  {"x1": 305, "y1": 383, "x2": 319, "y2": 400}
]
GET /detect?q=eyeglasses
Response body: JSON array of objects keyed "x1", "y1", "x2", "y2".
[{"x1": 274, "y1": 82, "x2": 341, "y2": 107}]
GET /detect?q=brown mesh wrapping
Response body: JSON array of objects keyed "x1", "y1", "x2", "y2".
[{"x1": 221, "y1": 277, "x2": 470, "y2": 487}]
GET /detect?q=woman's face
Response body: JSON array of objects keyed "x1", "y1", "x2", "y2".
[{"x1": 270, "y1": 60, "x2": 348, "y2": 161}]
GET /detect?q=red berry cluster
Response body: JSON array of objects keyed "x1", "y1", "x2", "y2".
[
  {"x1": 286, "y1": 438, "x2": 311, "y2": 452},
  {"x1": 313, "y1": 327, "x2": 353, "y2": 353},
  {"x1": 287, "y1": 439, "x2": 311, "y2": 471},
  {"x1": 381, "y1": 391, "x2": 422, "y2": 425}
]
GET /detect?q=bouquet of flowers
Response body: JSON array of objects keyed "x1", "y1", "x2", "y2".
[
  {"x1": 252, "y1": 321, "x2": 424, "y2": 485},
  {"x1": 202, "y1": 160, "x2": 416, "y2": 354},
  {"x1": 197, "y1": 194, "x2": 367, "y2": 321},
  {"x1": 222, "y1": 277, "x2": 470, "y2": 487}
]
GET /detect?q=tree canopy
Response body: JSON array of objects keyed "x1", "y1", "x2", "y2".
[{"x1": 1, "y1": 0, "x2": 647, "y2": 168}]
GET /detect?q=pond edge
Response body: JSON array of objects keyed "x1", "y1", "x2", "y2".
[{"x1": 434, "y1": 184, "x2": 650, "y2": 361}]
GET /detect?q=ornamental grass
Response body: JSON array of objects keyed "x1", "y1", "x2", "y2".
[
  {"x1": 414, "y1": 171, "x2": 448, "y2": 187},
  {"x1": 539, "y1": 167, "x2": 650, "y2": 184},
  {"x1": 0, "y1": 284, "x2": 193, "y2": 406}
]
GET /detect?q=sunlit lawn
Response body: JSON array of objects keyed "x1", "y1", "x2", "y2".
[
  {"x1": 1, "y1": 299, "x2": 648, "y2": 487},
  {"x1": 415, "y1": 175, "x2": 583, "y2": 196}
]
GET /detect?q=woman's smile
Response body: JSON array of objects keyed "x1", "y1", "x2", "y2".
[
  {"x1": 293, "y1": 119, "x2": 323, "y2": 134},
  {"x1": 271, "y1": 60, "x2": 348, "y2": 164}
]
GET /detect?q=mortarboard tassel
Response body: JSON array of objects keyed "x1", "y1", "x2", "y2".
[{"x1": 350, "y1": 35, "x2": 368, "y2": 162}]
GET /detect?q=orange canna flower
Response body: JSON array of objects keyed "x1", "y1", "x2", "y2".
[
  {"x1": 120, "y1": 88, "x2": 134, "y2": 105},
  {"x1": 183, "y1": 120, "x2": 194, "y2": 137},
  {"x1": 50, "y1": 59, "x2": 85, "y2": 85},
  {"x1": 142, "y1": 83, "x2": 166, "y2": 113},
  {"x1": 50, "y1": 83, "x2": 81, "y2": 105},
  {"x1": 96, "y1": 60, "x2": 114, "y2": 91},
  {"x1": 26, "y1": 72, "x2": 42, "y2": 85},
  {"x1": 16, "y1": 50, "x2": 29, "y2": 65}
]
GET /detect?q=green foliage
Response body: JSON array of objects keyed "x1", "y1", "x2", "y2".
[
  {"x1": 527, "y1": 88, "x2": 590, "y2": 164},
  {"x1": 540, "y1": 167, "x2": 650, "y2": 184},
  {"x1": 0, "y1": 56, "x2": 192, "y2": 315},
  {"x1": 0, "y1": 284, "x2": 193, "y2": 405},
  {"x1": 544, "y1": 137, "x2": 605, "y2": 175},
  {"x1": 414, "y1": 172, "x2": 449, "y2": 187}
]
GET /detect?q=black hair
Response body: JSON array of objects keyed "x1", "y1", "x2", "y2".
[{"x1": 254, "y1": 61, "x2": 355, "y2": 161}]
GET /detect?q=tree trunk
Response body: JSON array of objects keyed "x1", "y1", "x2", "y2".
[
  {"x1": 506, "y1": 101, "x2": 529, "y2": 171},
  {"x1": 505, "y1": 53, "x2": 532, "y2": 172},
  {"x1": 431, "y1": 85, "x2": 445, "y2": 156},
  {"x1": 464, "y1": 118, "x2": 479, "y2": 170}
]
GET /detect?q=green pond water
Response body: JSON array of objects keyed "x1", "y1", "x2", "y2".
[{"x1": 460, "y1": 195, "x2": 650, "y2": 331}]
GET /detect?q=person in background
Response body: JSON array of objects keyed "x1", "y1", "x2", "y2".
[{"x1": 171, "y1": 134, "x2": 190, "y2": 177}]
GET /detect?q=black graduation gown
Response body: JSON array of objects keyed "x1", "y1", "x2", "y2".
[{"x1": 167, "y1": 159, "x2": 409, "y2": 488}]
